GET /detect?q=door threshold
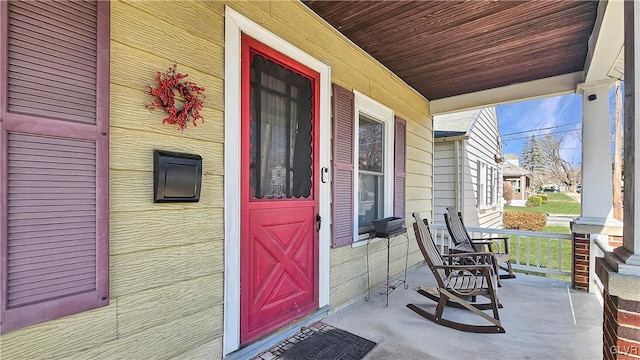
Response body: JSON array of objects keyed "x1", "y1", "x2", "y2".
[{"x1": 224, "y1": 305, "x2": 330, "y2": 360}]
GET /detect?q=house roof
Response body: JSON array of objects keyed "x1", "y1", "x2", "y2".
[
  {"x1": 433, "y1": 109, "x2": 480, "y2": 136},
  {"x1": 502, "y1": 160, "x2": 531, "y2": 178}
]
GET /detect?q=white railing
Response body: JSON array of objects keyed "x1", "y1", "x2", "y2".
[{"x1": 429, "y1": 223, "x2": 573, "y2": 277}]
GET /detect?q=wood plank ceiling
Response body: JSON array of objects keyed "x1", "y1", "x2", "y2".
[{"x1": 304, "y1": 1, "x2": 599, "y2": 100}]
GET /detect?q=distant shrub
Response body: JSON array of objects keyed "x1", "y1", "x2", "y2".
[
  {"x1": 527, "y1": 195, "x2": 543, "y2": 207},
  {"x1": 503, "y1": 211, "x2": 547, "y2": 231},
  {"x1": 503, "y1": 182, "x2": 514, "y2": 203},
  {"x1": 539, "y1": 194, "x2": 548, "y2": 204}
]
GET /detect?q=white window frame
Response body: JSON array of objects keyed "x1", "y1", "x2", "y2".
[
  {"x1": 478, "y1": 161, "x2": 487, "y2": 208},
  {"x1": 491, "y1": 167, "x2": 499, "y2": 206},
  {"x1": 478, "y1": 161, "x2": 500, "y2": 208},
  {"x1": 352, "y1": 91, "x2": 394, "y2": 245}
]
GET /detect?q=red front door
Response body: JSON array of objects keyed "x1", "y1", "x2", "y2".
[{"x1": 240, "y1": 36, "x2": 320, "y2": 344}]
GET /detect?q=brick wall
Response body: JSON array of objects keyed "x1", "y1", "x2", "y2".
[
  {"x1": 609, "y1": 235, "x2": 624, "y2": 249},
  {"x1": 573, "y1": 233, "x2": 590, "y2": 291},
  {"x1": 604, "y1": 291, "x2": 640, "y2": 359}
]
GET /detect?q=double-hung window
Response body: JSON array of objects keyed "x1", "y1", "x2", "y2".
[
  {"x1": 477, "y1": 161, "x2": 499, "y2": 208},
  {"x1": 354, "y1": 92, "x2": 394, "y2": 238},
  {"x1": 331, "y1": 85, "x2": 405, "y2": 247}
]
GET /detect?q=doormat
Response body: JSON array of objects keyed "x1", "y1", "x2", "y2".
[{"x1": 252, "y1": 322, "x2": 376, "y2": 360}]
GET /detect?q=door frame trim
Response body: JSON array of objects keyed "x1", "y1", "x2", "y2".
[{"x1": 224, "y1": 7, "x2": 332, "y2": 355}]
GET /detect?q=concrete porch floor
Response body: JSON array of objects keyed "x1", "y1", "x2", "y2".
[{"x1": 322, "y1": 263, "x2": 603, "y2": 360}]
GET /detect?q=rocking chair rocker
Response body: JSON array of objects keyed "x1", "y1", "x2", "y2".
[
  {"x1": 407, "y1": 212, "x2": 505, "y2": 333},
  {"x1": 445, "y1": 207, "x2": 516, "y2": 280}
]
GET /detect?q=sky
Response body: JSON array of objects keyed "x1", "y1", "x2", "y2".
[{"x1": 495, "y1": 85, "x2": 621, "y2": 166}]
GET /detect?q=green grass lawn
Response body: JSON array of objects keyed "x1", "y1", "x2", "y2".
[
  {"x1": 500, "y1": 193, "x2": 577, "y2": 280},
  {"x1": 504, "y1": 192, "x2": 581, "y2": 215},
  {"x1": 543, "y1": 225, "x2": 571, "y2": 234}
]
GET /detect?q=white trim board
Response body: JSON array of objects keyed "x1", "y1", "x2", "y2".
[
  {"x1": 430, "y1": 72, "x2": 582, "y2": 115},
  {"x1": 223, "y1": 7, "x2": 332, "y2": 356}
]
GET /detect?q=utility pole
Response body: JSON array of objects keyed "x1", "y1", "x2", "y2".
[{"x1": 613, "y1": 81, "x2": 624, "y2": 221}]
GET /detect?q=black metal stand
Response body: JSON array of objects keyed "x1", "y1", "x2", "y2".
[{"x1": 365, "y1": 227, "x2": 410, "y2": 306}]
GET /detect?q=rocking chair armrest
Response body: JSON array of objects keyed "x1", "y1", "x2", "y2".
[
  {"x1": 432, "y1": 264, "x2": 494, "y2": 272},
  {"x1": 442, "y1": 252, "x2": 494, "y2": 262},
  {"x1": 471, "y1": 236, "x2": 508, "y2": 241},
  {"x1": 471, "y1": 239, "x2": 496, "y2": 245},
  {"x1": 471, "y1": 237, "x2": 510, "y2": 253}
]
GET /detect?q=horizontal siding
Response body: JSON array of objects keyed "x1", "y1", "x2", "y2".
[
  {"x1": 0, "y1": 305, "x2": 117, "y2": 359},
  {"x1": 68, "y1": 307, "x2": 222, "y2": 359},
  {"x1": 434, "y1": 141, "x2": 457, "y2": 226},
  {"x1": 461, "y1": 107, "x2": 503, "y2": 227},
  {"x1": 117, "y1": 274, "x2": 222, "y2": 337},
  {"x1": 111, "y1": 241, "x2": 222, "y2": 298}
]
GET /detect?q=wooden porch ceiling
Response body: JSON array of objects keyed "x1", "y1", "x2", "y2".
[{"x1": 303, "y1": 1, "x2": 599, "y2": 100}]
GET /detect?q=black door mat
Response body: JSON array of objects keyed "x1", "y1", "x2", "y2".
[{"x1": 252, "y1": 322, "x2": 376, "y2": 360}]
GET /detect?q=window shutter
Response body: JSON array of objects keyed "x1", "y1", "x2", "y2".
[
  {"x1": 394, "y1": 116, "x2": 407, "y2": 219},
  {"x1": 331, "y1": 84, "x2": 355, "y2": 248},
  {"x1": 1, "y1": 0, "x2": 109, "y2": 333}
]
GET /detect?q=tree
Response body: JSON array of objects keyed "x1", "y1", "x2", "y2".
[
  {"x1": 538, "y1": 134, "x2": 581, "y2": 190},
  {"x1": 520, "y1": 135, "x2": 547, "y2": 189},
  {"x1": 520, "y1": 134, "x2": 581, "y2": 191}
]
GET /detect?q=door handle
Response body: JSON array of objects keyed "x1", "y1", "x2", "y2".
[{"x1": 316, "y1": 214, "x2": 322, "y2": 232}]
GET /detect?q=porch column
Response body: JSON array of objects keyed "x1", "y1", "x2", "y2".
[
  {"x1": 597, "y1": 1, "x2": 640, "y2": 359},
  {"x1": 572, "y1": 80, "x2": 622, "y2": 294},
  {"x1": 574, "y1": 81, "x2": 619, "y2": 230}
]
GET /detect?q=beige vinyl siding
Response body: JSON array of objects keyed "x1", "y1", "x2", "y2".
[{"x1": 0, "y1": 1, "x2": 432, "y2": 359}]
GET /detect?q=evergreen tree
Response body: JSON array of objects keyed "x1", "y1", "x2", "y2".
[
  {"x1": 520, "y1": 135, "x2": 547, "y2": 189},
  {"x1": 520, "y1": 135, "x2": 547, "y2": 172}
]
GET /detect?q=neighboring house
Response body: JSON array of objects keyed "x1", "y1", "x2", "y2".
[
  {"x1": 433, "y1": 108, "x2": 503, "y2": 229},
  {"x1": 0, "y1": 2, "x2": 431, "y2": 358},
  {"x1": 502, "y1": 154, "x2": 532, "y2": 206}
]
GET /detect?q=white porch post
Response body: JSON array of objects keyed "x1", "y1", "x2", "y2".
[
  {"x1": 574, "y1": 81, "x2": 621, "y2": 232},
  {"x1": 573, "y1": 78, "x2": 622, "y2": 294}
]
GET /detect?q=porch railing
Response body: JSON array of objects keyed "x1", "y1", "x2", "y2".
[{"x1": 428, "y1": 223, "x2": 573, "y2": 278}]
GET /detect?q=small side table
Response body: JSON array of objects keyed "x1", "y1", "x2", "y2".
[{"x1": 364, "y1": 227, "x2": 410, "y2": 306}]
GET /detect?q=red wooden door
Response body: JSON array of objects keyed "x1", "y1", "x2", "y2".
[{"x1": 240, "y1": 36, "x2": 320, "y2": 344}]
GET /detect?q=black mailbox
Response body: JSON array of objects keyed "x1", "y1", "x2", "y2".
[{"x1": 153, "y1": 150, "x2": 202, "y2": 203}]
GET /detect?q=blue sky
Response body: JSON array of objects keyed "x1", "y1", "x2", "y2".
[{"x1": 496, "y1": 85, "x2": 620, "y2": 166}]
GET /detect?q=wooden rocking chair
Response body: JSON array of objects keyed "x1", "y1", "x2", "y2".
[
  {"x1": 407, "y1": 212, "x2": 505, "y2": 333},
  {"x1": 445, "y1": 207, "x2": 516, "y2": 279}
]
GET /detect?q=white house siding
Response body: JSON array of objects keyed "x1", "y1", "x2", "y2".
[
  {"x1": 434, "y1": 107, "x2": 503, "y2": 229},
  {"x1": 463, "y1": 108, "x2": 503, "y2": 228},
  {"x1": 433, "y1": 141, "x2": 460, "y2": 225}
]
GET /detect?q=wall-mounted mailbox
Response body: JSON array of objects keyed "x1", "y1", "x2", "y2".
[{"x1": 153, "y1": 150, "x2": 202, "y2": 203}]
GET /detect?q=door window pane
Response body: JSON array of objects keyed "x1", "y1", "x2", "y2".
[{"x1": 249, "y1": 54, "x2": 313, "y2": 199}]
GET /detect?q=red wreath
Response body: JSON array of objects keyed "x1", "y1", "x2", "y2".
[{"x1": 145, "y1": 64, "x2": 206, "y2": 131}]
